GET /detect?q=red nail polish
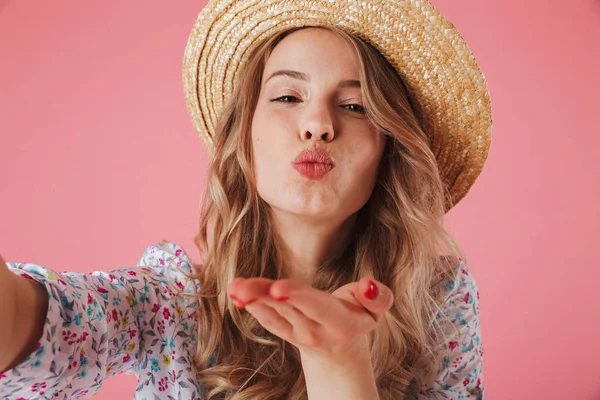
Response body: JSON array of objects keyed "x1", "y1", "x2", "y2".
[
  {"x1": 230, "y1": 295, "x2": 245, "y2": 309},
  {"x1": 272, "y1": 296, "x2": 289, "y2": 302},
  {"x1": 245, "y1": 299, "x2": 257, "y2": 306},
  {"x1": 364, "y1": 280, "x2": 378, "y2": 300}
]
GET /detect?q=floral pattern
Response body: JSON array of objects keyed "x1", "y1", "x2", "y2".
[
  {"x1": 0, "y1": 242, "x2": 484, "y2": 399},
  {"x1": 408, "y1": 262, "x2": 485, "y2": 400}
]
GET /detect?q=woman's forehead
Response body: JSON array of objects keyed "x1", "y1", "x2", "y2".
[{"x1": 263, "y1": 29, "x2": 360, "y2": 83}]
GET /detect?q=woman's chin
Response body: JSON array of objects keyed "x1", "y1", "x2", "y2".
[
  {"x1": 272, "y1": 202, "x2": 342, "y2": 221},
  {"x1": 260, "y1": 189, "x2": 352, "y2": 221}
]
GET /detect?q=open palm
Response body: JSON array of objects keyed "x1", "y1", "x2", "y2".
[{"x1": 227, "y1": 277, "x2": 394, "y2": 359}]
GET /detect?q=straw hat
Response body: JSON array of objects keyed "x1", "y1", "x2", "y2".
[{"x1": 182, "y1": 0, "x2": 493, "y2": 212}]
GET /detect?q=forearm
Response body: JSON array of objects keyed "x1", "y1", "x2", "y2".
[
  {"x1": 300, "y1": 342, "x2": 379, "y2": 400},
  {"x1": 0, "y1": 257, "x2": 48, "y2": 372}
]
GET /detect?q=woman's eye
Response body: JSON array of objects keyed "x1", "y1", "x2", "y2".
[
  {"x1": 343, "y1": 104, "x2": 366, "y2": 114},
  {"x1": 271, "y1": 95, "x2": 301, "y2": 103},
  {"x1": 270, "y1": 97, "x2": 365, "y2": 114}
]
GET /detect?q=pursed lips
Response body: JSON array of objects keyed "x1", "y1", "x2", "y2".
[{"x1": 292, "y1": 147, "x2": 334, "y2": 180}]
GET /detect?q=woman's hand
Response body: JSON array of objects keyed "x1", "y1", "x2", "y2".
[{"x1": 226, "y1": 277, "x2": 394, "y2": 363}]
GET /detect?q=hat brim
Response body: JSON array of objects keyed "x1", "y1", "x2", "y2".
[{"x1": 182, "y1": 0, "x2": 493, "y2": 212}]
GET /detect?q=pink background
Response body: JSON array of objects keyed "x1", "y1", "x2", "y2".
[{"x1": 1, "y1": 0, "x2": 599, "y2": 398}]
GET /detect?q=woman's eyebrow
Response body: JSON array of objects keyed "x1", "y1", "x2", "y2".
[
  {"x1": 265, "y1": 69, "x2": 361, "y2": 88},
  {"x1": 266, "y1": 69, "x2": 308, "y2": 83}
]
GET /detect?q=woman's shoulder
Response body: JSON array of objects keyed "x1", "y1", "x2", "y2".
[
  {"x1": 137, "y1": 240, "x2": 202, "y2": 296},
  {"x1": 431, "y1": 256, "x2": 480, "y2": 304}
]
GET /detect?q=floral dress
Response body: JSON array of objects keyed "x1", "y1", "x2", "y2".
[{"x1": 0, "y1": 241, "x2": 485, "y2": 399}]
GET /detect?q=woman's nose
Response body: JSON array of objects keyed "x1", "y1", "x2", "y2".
[
  {"x1": 301, "y1": 129, "x2": 333, "y2": 142},
  {"x1": 300, "y1": 103, "x2": 335, "y2": 142}
]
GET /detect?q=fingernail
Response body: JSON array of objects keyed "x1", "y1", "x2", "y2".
[
  {"x1": 364, "y1": 280, "x2": 379, "y2": 300},
  {"x1": 271, "y1": 296, "x2": 289, "y2": 302},
  {"x1": 230, "y1": 295, "x2": 245, "y2": 309}
]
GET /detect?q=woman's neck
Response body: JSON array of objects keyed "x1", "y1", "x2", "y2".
[{"x1": 271, "y1": 210, "x2": 357, "y2": 284}]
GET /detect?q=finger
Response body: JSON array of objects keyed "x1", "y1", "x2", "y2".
[
  {"x1": 271, "y1": 280, "x2": 362, "y2": 334},
  {"x1": 246, "y1": 301, "x2": 293, "y2": 340},
  {"x1": 354, "y1": 278, "x2": 394, "y2": 322},
  {"x1": 262, "y1": 297, "x2": 322, "y2": 344},
  {"x1": 227, "y1": 277, "x2": 274, "y2": 305},
  {"x1": 267, "y1": 278, "x2": 309, "y2": 300}
]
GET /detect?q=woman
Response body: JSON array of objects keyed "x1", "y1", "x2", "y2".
[{"x1": 0, "y1": 0, "x2": 491, "y2": 399}]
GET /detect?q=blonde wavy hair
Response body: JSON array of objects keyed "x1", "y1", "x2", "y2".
[{"x1": 180, "y1": 26, "x2": 466, "y2": 400}]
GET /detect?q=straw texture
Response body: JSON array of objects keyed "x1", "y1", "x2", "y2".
[{"x1": 182, "y1": 0, "x2": 493, "y2": 211}]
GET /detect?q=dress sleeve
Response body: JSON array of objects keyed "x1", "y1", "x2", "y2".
[
  {"x1": 0, "y1": 241, "x2": 198, "y2": 399},
  {"x1": 408, "y1": 261, "x2": 485, "y2": 400}
]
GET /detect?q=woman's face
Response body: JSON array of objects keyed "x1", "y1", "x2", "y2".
[{"x1": 251, "y1": 28, "x2": 386, "y2": 222}]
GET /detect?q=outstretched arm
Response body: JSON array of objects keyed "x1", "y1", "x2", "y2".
[
  {"x1": 228, "y1": 276, "x2": 393, "y2": 399},
  {"x1": 0, "y1": 255, "x2": 48, "y2": 372}
]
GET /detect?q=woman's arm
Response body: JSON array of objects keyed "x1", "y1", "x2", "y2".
[
  {"x1": 0, "y1": 255, "x2": 48, "y2": 372},
  {"x1": 0, "y1": 242, "x2": 200, "y2": 399},
  {"x1": 229, "y1": 277, "x2": 393, "y2": 400},
  {"x1": 301, "y1": 337, "x2": 379, "y2": 400},
  {"x1": 408, "y1": 261, "x2": 484, "y2": 399}
]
